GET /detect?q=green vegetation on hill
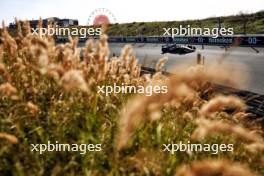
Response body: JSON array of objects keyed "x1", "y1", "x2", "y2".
[{"x1": 107, "y1": 11, "x2": 264, "y2": 36}]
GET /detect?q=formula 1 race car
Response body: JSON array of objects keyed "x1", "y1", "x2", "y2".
[{"x1": 161, "y1": 44, "x2": 196, "y2": 54}]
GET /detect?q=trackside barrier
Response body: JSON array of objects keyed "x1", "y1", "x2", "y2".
[
  {"x1": 55, "y1": 36, "x2": 264, "y2": 47},
  {"x1": 106, "y1": 36, "x2": 264, "y2": 47}
]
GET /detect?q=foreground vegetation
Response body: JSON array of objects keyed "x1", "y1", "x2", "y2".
[{"x1": 0, "y1": 21, "x2": 264, "y2": 175}]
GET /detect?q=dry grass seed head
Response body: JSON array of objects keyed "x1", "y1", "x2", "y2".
[
  {"x1": 0, "y1": 132, "x2": 18, "y2": 144},
  {"x1": 0, "y1": 83, "x2": 18, "y2": 96},
  {"x1": 0, "y1": 63, "x2": 12, "y2": 82},
  {"x1": 1, "y1": 22, "x2": 18, "y2": 59},
  {"x1": 60, "y1": 70, "x2": 89, "y2": 93},
  {"x1": 176, "y1": 160, "x2": 256, "y2": 176},
  {"x1": 155, "y1": 57, "x2": 168, "y2": 72},
  {"x1": 191, "y1": 118, "x2": 263, "y2": 144},
  {"x1": 26, "y1": 101, "x2": 39, "y2": 115},
  {"x1": 245, "y1": 143, "x2": 264, "y2": 153},
  {"x1": 199, "y1": 95, "x2": 246, "y2": 116},
  {"x1": 14, "y1": 18, "x2": 23, "y2": 38},
  {"x1": 0, "y1": 45, "x2": 4, "y2": 62}
]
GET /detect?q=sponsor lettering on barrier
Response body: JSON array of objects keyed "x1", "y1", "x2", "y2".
[
  {"x1": 208, "y1": 37, "x2": 233, "y2": 44},
  {"x1": 126, "y1": 37, "x2": 136, "y2": 42},
  {"x1": 240, "y1": 37, "x2": 264, "y2": 46},
  {"x1": 146, "y1": 37, "x2": 160, "y2": 42},
  {"x1": 173, "y1": 37, "x2": 189, "y2": 43}
]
